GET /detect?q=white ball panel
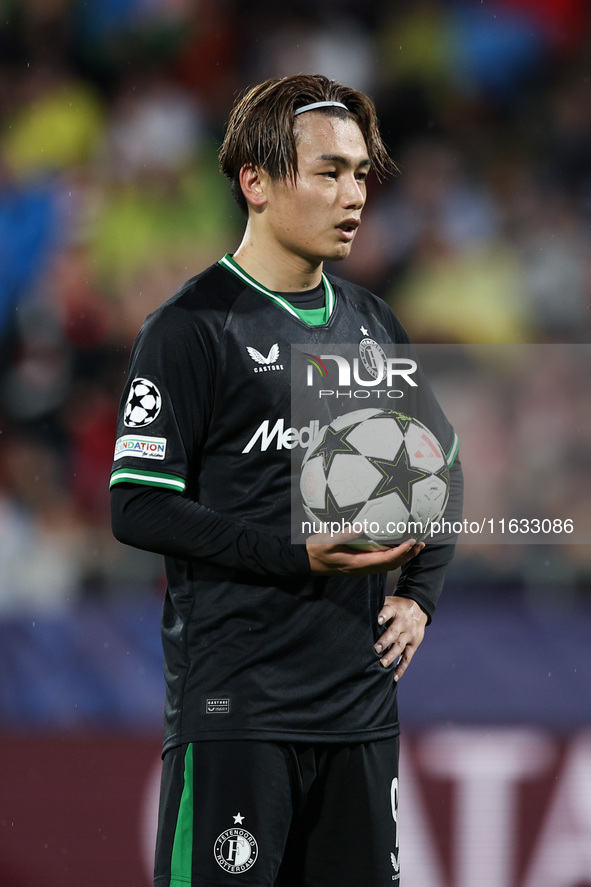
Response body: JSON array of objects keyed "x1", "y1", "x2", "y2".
[
  {"x1": 346, "y1": 417, "x2": 404, "y2": 460},
  {"x1": 357, "y1": 493, "x2": 411, "y2": 542},
  {"x1": 410, "y1": 476, "x2": 449, "y2": 525},
  {"x1": 300, "y1": 457, "x2": 327, "y2": 509},
  {"x1": 304, "y1": 424, "x2": 328, "y2": 462},
  {"x1": 327, "y1": 454, "x2": 381, "y2": 507},
  {"x1": 404, "y1": 421, "x2": 446, "y2": 471},
  {"x1": 303, "y1": 503, "x2": 319, "y2": 525},
  {"x1": 330, "y1": 408, "x2": 383, "y2": 432}
]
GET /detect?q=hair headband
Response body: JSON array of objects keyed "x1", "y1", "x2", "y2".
[{"x1": 294, "y1": 100, "x2": 349, "y2": 116}]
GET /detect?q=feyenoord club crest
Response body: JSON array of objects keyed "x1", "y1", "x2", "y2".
[
  {"x1": 359, "y1": 337, "x2": 387, "y2": 380},
  {"x1": 213, "y1": 814, "x2": 258, "y2": 874}
]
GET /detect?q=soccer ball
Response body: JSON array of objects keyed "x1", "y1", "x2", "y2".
[
  {"x1": 300, "y1": 407, "x2": 449, "y2": 547},
  {"x1": 124, "y1": 378, "x2": 162, "y2": 427}
]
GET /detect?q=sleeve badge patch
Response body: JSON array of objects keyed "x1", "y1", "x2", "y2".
[{"x1": 124, "y1": 378, "x2": 162, "y2": 427}]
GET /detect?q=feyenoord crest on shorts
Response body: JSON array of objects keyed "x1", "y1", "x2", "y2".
[{"x1": 213, "y1": 815, "x2": 258, "y2": 874}]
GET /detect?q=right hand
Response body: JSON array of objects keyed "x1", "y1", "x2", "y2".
[{"x1": 306, "y1": 533, "x2": 424, "y2": 576}]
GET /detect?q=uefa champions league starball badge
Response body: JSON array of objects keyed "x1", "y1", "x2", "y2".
[
  {"x1": 214, "y1": 814, "x2": 258, "y2": 874},
  {"x1": 124, "y1": 377, "x2": 162, "y2": 427}
]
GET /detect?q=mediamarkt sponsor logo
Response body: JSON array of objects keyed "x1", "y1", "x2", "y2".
[{"x1": 242, "y1": 419, "x2": 320, "y2": 453}]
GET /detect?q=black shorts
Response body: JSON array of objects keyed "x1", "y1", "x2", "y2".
[{"x1": 153, "y1": 738, "x2": 400, "y2": 887}]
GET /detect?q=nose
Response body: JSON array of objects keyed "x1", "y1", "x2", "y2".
[{"x1": 342, "y1": 174, "x2": 366, "y2": 209}]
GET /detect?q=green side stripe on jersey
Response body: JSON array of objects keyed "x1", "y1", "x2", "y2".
[
  {"x1": 219, "y1": 254, "x2": 335, "y2": 326},
  {"x1": 109, "y1": 468, "x2": 186, "y2": 492},
  {"x1": 446, "y1": 433, "x2": 460, "y2": 468},
  {"x1": 170, "y1": 744, "x2": 194, "y2": 885}
]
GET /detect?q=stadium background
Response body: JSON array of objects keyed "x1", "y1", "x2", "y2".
[{"x1": 0, "y1": 0, "x2": 590, "y2": 885}]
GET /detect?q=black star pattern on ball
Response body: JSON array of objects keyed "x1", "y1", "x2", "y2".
[
  {"x1": 435, "y1": 463, "x2": 451, "y2": 487},
  {"x1": 376, "y1": 410, "x2": 414, "y2": 434},
  {"x1": 310, "y1": 422, "x2": 360, "y2": 475},
  {"x1": 313, "y1": 486, "x2": 361, "y2": 526},
  {"x1": 369, "y1": 446, "x2": 430, "y2": 510}
]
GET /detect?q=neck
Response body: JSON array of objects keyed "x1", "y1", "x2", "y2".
[{"x1": 232, "y1": 225, "x2": 323, "y2": 292}]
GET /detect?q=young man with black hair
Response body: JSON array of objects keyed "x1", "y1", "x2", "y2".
[{"x1": 111, "y1": 74, "x2": 462, "y2": 887}]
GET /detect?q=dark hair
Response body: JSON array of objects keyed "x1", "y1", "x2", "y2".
[{"x1": 219, "y1": 74, "x2": 397, "y2": 214}]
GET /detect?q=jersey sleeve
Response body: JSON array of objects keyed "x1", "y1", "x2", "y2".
[
  {"x1": 111, "y1": 485, "x2": 312, "y2": 577},
  {"x1": 109, "y1": 304, "x2": 213, "y2": 495},
  {"x1": 109, "y1": 300, "x2": 312, "y2": 577}
]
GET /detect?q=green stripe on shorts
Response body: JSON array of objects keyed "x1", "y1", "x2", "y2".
[{"x1": 170, "y1": 744, "x2": 194, "y2": 885}]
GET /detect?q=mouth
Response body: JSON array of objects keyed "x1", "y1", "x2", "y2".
[{"x1": 336, "y1": 219, "x2": 360, "y2": 241}]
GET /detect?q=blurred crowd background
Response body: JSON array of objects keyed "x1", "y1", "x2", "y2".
[{"x1": 1, "y1": 0, "x2": 591, "y2": 615}]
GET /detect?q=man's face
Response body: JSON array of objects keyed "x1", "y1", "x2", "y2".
[{"x1": 258, "y1": 113, "x2": 371, "y2": 267}]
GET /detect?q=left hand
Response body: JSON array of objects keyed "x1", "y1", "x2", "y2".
[{"x1": 374, "y1": 596, "x2": 429, "y2": 682}]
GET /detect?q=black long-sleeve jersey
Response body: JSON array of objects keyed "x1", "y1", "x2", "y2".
[{"x1": 110, "y1": 257, "x2": 462, "y2": 753}]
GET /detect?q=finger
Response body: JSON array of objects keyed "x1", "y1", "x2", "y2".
[
  {"x1": 374, "y1": 623, "x2": 402, "y2": 655},
  {"x1": 377, "y1": 603, "x2": 394, "y2": 626},
  {"x1": 377, "y1": 574, "x2": 425, "y2": 626},
  {"x1": 307, "y1": 537, "x2": 424, "y2": 576},
  {"x1": 393, "y1": 647, "x2": 416, "y2": 682},
  {"x1": 390, "y1": 540, "x2": 424, "y2": 565},
  {"x1": 341, "y1": 536, "x2": 416, "y2": 560},
  {"x1": 377, "y1": 635, "x2": 407, "y2": 668},
  {"x1": 307, "y1": 526, "x2": 364, "y2": 546},
  {"x1": 345, "y1": 538, "x2": 423, "y2": 572},
  {"x1": 377, "y1": 595, "x2": 404, "y2": 626}
]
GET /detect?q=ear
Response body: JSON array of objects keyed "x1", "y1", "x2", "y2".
[{"x1": 239, "y1": 164, "x2": 268, "y2": 209}]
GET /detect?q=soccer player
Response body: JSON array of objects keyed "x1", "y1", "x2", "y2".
[{"x1": 110, "y1": 74, "x2": 462, "y2": 887}]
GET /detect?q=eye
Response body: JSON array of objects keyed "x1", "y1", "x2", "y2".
[
  {"x1": 355, "y1": 170, "x2": 368, "y2": 183},
  {"x1": 322, "y1": 170, "x2": 338, "y2": 179}
]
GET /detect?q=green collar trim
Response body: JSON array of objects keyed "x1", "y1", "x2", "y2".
[{"x1": 219, "y1": 254, "x2": 335, "y2": 326}]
